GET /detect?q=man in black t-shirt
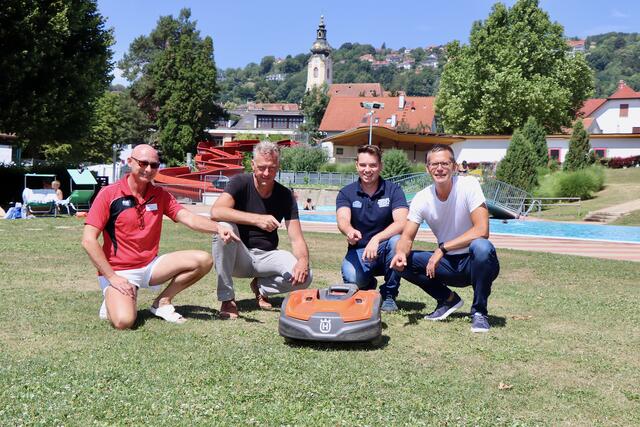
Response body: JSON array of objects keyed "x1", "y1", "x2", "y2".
[{"x1": 210, "y1": 141, "x2": 313, "y2": 319}]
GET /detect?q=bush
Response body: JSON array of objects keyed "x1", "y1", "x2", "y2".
[
  {"x1": 606, "y1": 155, "x2": 640, "y2": 169},
  {"x1": 319, "y1": 163, "x2": 338, "y2": 172},
  {"x1": 381, "y1": 149, "x2": 411, "y2": 178},
  {"x1": 280, "y1": 146, "x2": 327, "y2": 171},
  {"x1": 336, "y1": 162, "x2": 356, "y2": 173},
  {"x1": 534, "y1": 166, "x2": 605, "y2": 200}
]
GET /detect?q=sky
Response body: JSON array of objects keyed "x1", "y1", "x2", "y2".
[{"x1": 97, "y1": 0, "x2": 640, "y2": 85}]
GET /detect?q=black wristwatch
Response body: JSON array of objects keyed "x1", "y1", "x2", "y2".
[{"x1": 438, "y1": 242, "x2": 448, "y2": 255}]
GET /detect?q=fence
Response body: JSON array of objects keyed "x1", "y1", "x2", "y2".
[
  {"x1": 276, "y1": 171, "x2": 358, "y2": 186},
  {"x1": 525, "y1": 197, "x2": 582, "y2": 216}
]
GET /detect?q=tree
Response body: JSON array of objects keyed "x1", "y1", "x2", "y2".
[
  {"x1": 521, "y1": 116, "x2": 549, "y2": 167},
  {"x1": 496, "y1": 129, "x2": 538, "y2": 191},
  {"x1": 119, "y1": 9, "x2": 221, "y2": 165},
  {"x1": 436, "y1": 0, "x2": 594, "y2": 135},
  {"x1": 280, "y1": 146, "x2": 327, "y2": 171},
  {"x1": 81, "y1": 91, "x2": 150, "y2": 163},
  {"x1": 0, "y1": 0, "x2": 113, "y2": 158},
  {"x1": 563, "y1": 120, "x2": 590, "y2": 171},
  {"x1": 300, "y1": 84, "x2": 330, "y2": 136},
  {"x1": 381, "y1": 149, "x2": 412, "y2": 178}
]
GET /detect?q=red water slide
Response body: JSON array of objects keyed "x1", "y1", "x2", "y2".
[{"x1": 154, "y1": 139, "x2": 297, "y2": 199}]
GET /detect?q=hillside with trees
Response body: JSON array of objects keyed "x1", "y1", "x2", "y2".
[
  {"x1": 585, "y1": 32, "x2": 640, "y2": 97},
  {"x1": 217, "y1": 42, "x2": 445, "y2": 108}
]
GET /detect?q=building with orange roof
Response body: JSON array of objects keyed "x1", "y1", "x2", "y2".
[
  {"x1": 579, "y1": 80, "x2": 640, "y2": 135},
  {"x1": 328, "y1": 83, "x2": 383, "y2": 98}
]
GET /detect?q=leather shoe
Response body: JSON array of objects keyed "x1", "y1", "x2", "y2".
[
  {"x1": 250, "y1": 278, "x2": 272, "y2": 309},
  {"x1": 219, "y1": 299, "x2": 239, "y2": 320}
]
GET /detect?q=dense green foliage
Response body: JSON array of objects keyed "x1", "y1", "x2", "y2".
[
  {"x1": 381, "y1": 149, "x2": 412, "y2": 178},
  {"x1": 300, "y1": 84, "x2": 330, "y2": 136},
  {"x1": 436, "y1": 0, "x2": 593, "y2": 135},
  {"x1": 119, "y1": 9, "x2": 221, "y2": 165},
  {"x1": 280, "y1": 146, "x2": 328, "y2": 171},
  {"x1": 0, "y1": 0, "x2": 113, "y2": 159},
  {"x1": 586, "y1": 32, "x2": 640, "y2": 97},
  {"x1": 564, "y1": 120, "x2": 591, "y2": 171},
  {"x1": 82, "y1": 91, "x2": 150, "y2": 163},
  {"x1": 521, "y1": 116, "x2": 549, "y2": 168},
  {"x1": 535, "y1": 166, "x2": 605, "y2": 199},
  {"x1": 218, "y1": 42, "x2": 443, "y2": 106},
  {"x1": 496, "y1": 129, "x2": 538, "y2": 191}
]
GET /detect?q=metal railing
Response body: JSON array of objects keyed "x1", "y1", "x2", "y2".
[
  {"x1": 525, "y1": 197, "x2": 582, "y2": 215},
  {"x1": 276, "y1": 171, "x2": 359, "y2": 186},
  {"x1": 481, "y1": 178, "x2": 531, "y2": 218}
]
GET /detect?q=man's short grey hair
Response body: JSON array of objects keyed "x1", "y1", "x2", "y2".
[{"x1": 253, "y1": 141, "x2": 280, "y2": 160}]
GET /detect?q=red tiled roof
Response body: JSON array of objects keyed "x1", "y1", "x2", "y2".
[
  {"x1": 328, "y1": 83, "x2": 383, "y2": 97},
  {"x1": 567, "y1": 39, "x2": 585, "y2": 48},
  {"x1": 609, "y1": 80, "x2": 640, "y2": 100},
  {"x1": 578, "y1": 98, "x2": 606, "y2": 117},
  {"x1": 319, "y1": 96, "x2": 435, "y2": 132}
]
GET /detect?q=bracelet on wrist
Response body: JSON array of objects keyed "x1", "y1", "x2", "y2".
[{"x1": 438, "y1": 242, "x2": 448, "y2": 255}]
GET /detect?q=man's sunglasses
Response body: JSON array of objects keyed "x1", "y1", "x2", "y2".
[{"x1": 131, "y1": 157, "x2": 160, "y2": 169}]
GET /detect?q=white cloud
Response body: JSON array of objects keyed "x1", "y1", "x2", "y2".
[
  {"x1": 611, "y1": 9, "x2": 629, "y2": 18},
  {"x1": 110, "y1": 67, "x2": 129, "y2": 87}
]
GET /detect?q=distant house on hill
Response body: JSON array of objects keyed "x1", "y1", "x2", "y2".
[
  {"x1": 567, "y1": 39, "x2": 586, "y2": 55},
  {"x1": 208, "y1": 103, "x2": 304, "y2": 144}
]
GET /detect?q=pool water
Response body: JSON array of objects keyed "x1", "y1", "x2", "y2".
[{"x1": 298, "y1": 209, "x2": 640, "y2": 244}]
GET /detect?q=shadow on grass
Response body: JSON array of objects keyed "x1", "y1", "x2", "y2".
[
  {"x1": 283, "y1": 334, "x2": 390, "y2": 351},
  {"x1": 403, "y1": 311, "x2": 507, "y2": 328},
  {"x1": 396, "y1": 300, "x2": 427, "y2": 311}
]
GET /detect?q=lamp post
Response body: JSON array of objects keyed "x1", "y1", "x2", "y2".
[{"x1": 360, "y1": 101, "x2": 384, "y2": 145}]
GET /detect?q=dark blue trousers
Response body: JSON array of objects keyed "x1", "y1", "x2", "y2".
[
  {"x1": 399, "y1": 238, "x2": 500, "y2": 315},
  {"x1": 341, "y1": 235, "x2": 401, "y2": 299}
]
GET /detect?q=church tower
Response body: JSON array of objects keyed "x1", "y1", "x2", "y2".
[{"x1": 306, "y1": 16, "x2": 333, "y2": 91}]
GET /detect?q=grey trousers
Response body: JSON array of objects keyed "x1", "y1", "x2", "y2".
[{"x1": 212, "y1": 222, "x2": 313, "y2": 301}]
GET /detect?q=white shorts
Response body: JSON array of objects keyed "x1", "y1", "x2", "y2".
[{"x1": 98, "y1": 255, "x2": 167, "y2": 296}]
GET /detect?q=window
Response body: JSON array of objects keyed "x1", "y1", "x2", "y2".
[
  {"x1": 592, "y1": 148, "x2": 606, "y2": 158},
  {"x1": 549, "y1": 149, "x2": 560, "y2": 161},
  {"x1": 632, "y1": 127, "x2": 640, "y2": 134},
  {"x1": 336, "y1": 148, "x2": 344, "y2": 155},
  {"x1": 620, "y1": 104, "x2": 629, "y2": 117},
  {"x1": 313, "y1": 67, "x2": 318, "y2": 78}
]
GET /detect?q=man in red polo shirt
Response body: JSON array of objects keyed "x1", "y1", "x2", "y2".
[{"x1": 82, "y1": 144, "x2": 238, "y2": 330}]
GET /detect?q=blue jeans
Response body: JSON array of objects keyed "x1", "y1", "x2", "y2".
[
  {"x1": 341, "y1": 235, "x2": 401, "y2": 299},
  {"x1": 398, "y1": 238, "x2": 499, "y2": 315}
]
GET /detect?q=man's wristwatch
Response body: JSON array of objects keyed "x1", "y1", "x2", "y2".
[{"x1": 438, "y1": 242, "x2": 448, "y2": 255}]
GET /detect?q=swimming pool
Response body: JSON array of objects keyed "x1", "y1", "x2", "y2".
[{"x1": 298, "y1": 210, "x2": 640, "y2": 244}]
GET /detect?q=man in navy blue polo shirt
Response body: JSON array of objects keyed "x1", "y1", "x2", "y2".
[{"x1": 336, "y1": 145, "x2": 408, "y2": 311}]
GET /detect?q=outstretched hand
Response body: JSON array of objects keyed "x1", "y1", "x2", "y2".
[
  {"x1": 219, "y1": 225, "x2": 240, "y2": 244},
  {"x1": 346, "y1": 229, "x2": 362, "y2": 246},
  {"x1": 390, "y1": 252, "x2": 408, "y2": 272}
]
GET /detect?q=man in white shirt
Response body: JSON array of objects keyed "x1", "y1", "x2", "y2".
[{"x1": 390, "y1": 145, "x2": 500, "y2": 332}]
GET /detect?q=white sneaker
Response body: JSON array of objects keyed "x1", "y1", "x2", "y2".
[{"x1": 99, "y1": 300, "x2": 108, "y2": 320}]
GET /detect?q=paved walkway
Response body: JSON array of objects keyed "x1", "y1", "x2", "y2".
[
  {"x1": 185, "y1": 204, "x2": 640, "y2": 263},
  {"x1": 591, "y1": 198, "x2": 640, "y2": 216}
]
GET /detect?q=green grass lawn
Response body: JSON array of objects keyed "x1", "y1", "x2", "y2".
[
  {"x1": 612, "y1": 209, "x2": 640, "y2": 226},
  {"x1": 1, "y1": 218, "x2": 639, "y2": 425},
  {"x1": 531, "y1": 167, "x2": 640, "y2": 222}
]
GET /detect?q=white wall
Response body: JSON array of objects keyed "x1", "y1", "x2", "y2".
[
  {"x1": 589, "y1": 137, "x2": 640, "y2": 158},
  {"x1": 593, "y1": 99, "x2": 640, "y2": 133},
  {"x1": 453, "y1": 139, "x2": 509, "y2": 163},
  {"x1": 0, "y1": 145, "x2": 12, "y2": 164}
]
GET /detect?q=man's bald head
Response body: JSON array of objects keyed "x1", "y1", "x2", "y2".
[{"x1": 131, "y1": 144, "x2": 159, "y2": 161}]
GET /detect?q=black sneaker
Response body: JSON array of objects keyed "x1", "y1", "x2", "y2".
[
  {"x1": 470, "y1": 313, "x2": 490, "y2": 333},
  {"x1": 424, "y1": 292, "x2": 463, "y2": 321},
  {"x1": 380, "y1": 295, "x2": 399, "y2": 312}
]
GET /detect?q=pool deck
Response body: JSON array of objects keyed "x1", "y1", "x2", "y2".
[{"x1": 185, "y1": 204, "x2": 640, "y2": 263}]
